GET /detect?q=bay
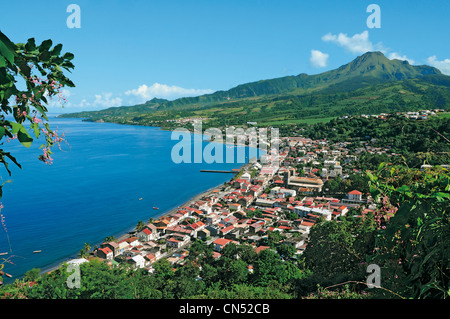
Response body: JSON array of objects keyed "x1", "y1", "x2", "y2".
[{"x1": 0, "y1": 116, "x2": 261, "y2": 283}]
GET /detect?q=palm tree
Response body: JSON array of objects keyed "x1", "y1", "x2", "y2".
[
  {"x1": 136, "y1": 220, "x2": 146, "y2": 232},
  {"x1": 104, "y1": 235, "x2": 116, "y2": 242},
  {"x1": 78, "y1": 242, "x2": 91, "y2": 258}
]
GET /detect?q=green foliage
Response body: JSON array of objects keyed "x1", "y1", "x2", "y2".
[
  {"x1": 0, "y1": 30, "x2": 75, "y2": 195},
  {"x1": 303, "y1": 214, "x2": 377, "y2": 281},
  {"x1": 367, "y1": 164, "x2": 450, "y2": 299}
]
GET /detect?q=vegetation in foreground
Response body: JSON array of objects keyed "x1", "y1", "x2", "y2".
[{"x1": 1, "y1": 163, "x2": 448, "y2": 299}]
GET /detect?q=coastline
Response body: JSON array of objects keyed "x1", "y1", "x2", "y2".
[
  {"x1": 114, "y1": 179, "x2": 231, "y2": 243},
  {"x1": 24, "y1": 117, "x2": 260, "y2": 279},
  {"x1": 39, "y1": 166, "x2": 243, "y2": 277}
]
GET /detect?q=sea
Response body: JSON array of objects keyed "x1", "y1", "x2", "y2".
[{"x1": 0, "y1": 115, "x2": 262, "y2": 284}]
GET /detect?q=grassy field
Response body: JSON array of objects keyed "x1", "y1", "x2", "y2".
[
  {"x1": 259, "y1": 117, "x2": 336, "y2": 126},
  {"x1": 437, "y1": 112, "x2": 450, "y2": 119}
]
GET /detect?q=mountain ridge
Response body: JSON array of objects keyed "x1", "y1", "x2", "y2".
[
  {"x1": 59, "y1": 51, "x2": 449, "y2": 126},
  {"x1": 142, "y1": 51, "x2": 442, "y2": 109}
]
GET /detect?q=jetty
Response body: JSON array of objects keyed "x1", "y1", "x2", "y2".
[{"x1": 200, "y1": 169, "x2": 239, "y2": 173}]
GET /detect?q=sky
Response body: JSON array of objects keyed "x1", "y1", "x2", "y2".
[{"x1": 1, "y1": 0, "x2": 449, "y2": 113}]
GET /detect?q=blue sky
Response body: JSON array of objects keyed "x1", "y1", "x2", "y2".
[{"x1": 1, "y1": 0, "x2": 449, "y2": 112}]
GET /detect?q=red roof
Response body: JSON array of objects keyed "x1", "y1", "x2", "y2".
[
  {"x1": 213, "y1": 238, "x2": 232, "y2": 246},
  {"x1": 254, "y1": 246, "x2": 270, "y2": 254},
  {"x1": 99, "y1": 247, "x2": 112, "y2": 254},
  {"x1": 301, "y1": 221, "x2": 315, "y2": 227},
  {"x1": 349, "y1": 190, "x2": 362, "y2": 195},
  {"x1": 221, "y1": 225, "x2": 235, "y2": 234}
]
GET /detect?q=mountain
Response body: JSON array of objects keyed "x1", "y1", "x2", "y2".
[{"x1": 60, "y1": 52, "x2": 450, "y2": 127}]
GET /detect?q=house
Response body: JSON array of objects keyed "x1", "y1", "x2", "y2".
[
  {"x1": 284, "y1": 235, "x2": 306, "y2": 249},
  {"x1": 166, "y1": 225, "x2": 193, "y2": 237},
  {"x1": 97, "y1": 247, "x2": 113, "y2": 260},
  {"x1": 294, "y1": 205, "x2": 312, "y2": 217},
  {"x1": 166, "y1": 233, "x2": 190, "y2": 248},
  {"x1": 197, "y1": 228, "x2": 210, "y2": 240},
  {"x1": 153, "y1": 219, "x2": 171, "y2": 233},
  {"x1": 233, "y1": 210, "x2": 247, "y2": 219},
  {"x1": 128, "y1": 255, "x2": 146, "y2": 269},
  {"x1": 206, "y1": 213, "x2": 220, "y2": 225},
  {"x1": 240, "y1": 172, "x2": 252, "y2": 182},
  {"x1": 220, "y1": 225, "x2": 235, "y2": 236},
  {"x1": 255, "y1": 198, "x2": 275, "y2": 208},
  {"x1": 123, "y1": 237, "x2": 140, "y2": 248},
  {"x1": 160, "y1": 216, "x2": 177, "y2": 227},
  {"x1": 237, "y1": 196, "x2": 253, "y2": 208},
  {"x1": 167, "y1": 237, "x2": 183, "y2": 249},
  {"x1": 342, "y1": 190, "x2": 365, "y2": 204},
  {"x1": 299, "y1": 221, "x2": 315, "y2": 234},
  {"x1": 228, "y1": 203, "x2": 242, "y2": 211},
  {"x1": 137, "y1": 228, "x2": 155, "y2": 242},
  {"x1": 249, "y1": 220, "x2": 265, "y2": 234},
  {"x1": 226, "y1": 228, "x2": 242, "y2": 240},
  {"x1": 117, "y1": 241, "x2": 130, "y2": 255},
  {"x1": 337, "y1": 205, "x2": 349, "y2": 215},
  {"x1": 206, "y1": 225, "x2": 221, "y2": 237},
  {"x1": 233, "y1": 179, "x2": 248, "y2": 189},
  {"x1": 348, "y1": 190, "x2": 362, "y2": 200},
  {"x1": 270, "y1": 186, "x2": 297, "y2": 198},
  {"x1": 144, "y1": 253, "x2": 157, "y2": 265},
  {"x1": 189, "y1": 220, "x2": 205, "y2": 231},
  {"x1": 100, "y1": 241, "x2": 119, "y2": 257},
  {"x1": 213, "y1": 238, "x2": 232, "y2": 251},
  {"x1": 222, "y1": 215, "x2": 238, "y2": 227}
]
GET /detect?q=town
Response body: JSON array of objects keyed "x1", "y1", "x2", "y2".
[
  {"x1": 66, "y1": 128, "x2": 385, "y2": 272},
  {"x1": 63, "y1": 108, "x2": 448, "y2": 274}
]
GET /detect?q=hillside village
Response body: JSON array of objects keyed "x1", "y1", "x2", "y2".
[{"x1": 66, "y1": 130, "x2": 389, "y2": 272}]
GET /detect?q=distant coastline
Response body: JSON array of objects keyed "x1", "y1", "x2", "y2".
[{"x1": 35, "y1": 118, "x2": 256, "y2": 277}]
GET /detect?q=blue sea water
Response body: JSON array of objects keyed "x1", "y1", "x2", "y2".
[{"x1": 0, "y1": 116, "x2": 261, "y2": 283}]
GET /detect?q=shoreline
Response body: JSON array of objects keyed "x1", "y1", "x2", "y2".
[
  {"x1": 39, "y1": 165, "x2": 245, "y2": 277},
  {"x1": 19, "y1": 117, "x2": 260, "y2": 279},
  {"x1": 114, "y1": 179, "x2": 231, "y2": 243}
]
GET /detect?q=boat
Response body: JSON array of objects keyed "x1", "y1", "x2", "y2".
[
  {"x1": 5, "y1": 273, "x2": 12, "y2": 278},
  {"x1": 33, "y1": 250, "x2": 42, "y2": 253},
  {"x1": 153, "y1": 207, "x2": 159, "y2": 210},
  {"x1": 139, "y1": 198, "x2": 143, "y2": 200}
]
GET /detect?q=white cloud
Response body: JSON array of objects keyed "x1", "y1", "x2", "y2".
[
  {"x1": 310, "y1": 50, "x2": 329, "y2": 68},
  {"x1": 426, "y1": 56, "x2": 450, "y2": 75},
  {"x1": 93, "y1": 92, "x2": 123, "y2": 108},
  {"x1": 125, "y1": 83, "x2": 214, "y2": 102},
  {"x1": 321, "y1": 30, "x2": 384, "y2": 55},
  {"x1": 388, "y1": 52, "x2": 415, "y2": 65}
]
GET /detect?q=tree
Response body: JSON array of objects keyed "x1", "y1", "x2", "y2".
[
  {"x1": 367, "y1": 164, "x2": 450, "y2": 299},
  {"x1": 276, "y1": 243, "x2": 297, "y2": 259},
  {"x1": 0, "y1": 32, "x2": 75, "y2": 279},
  {"x1": 104, "y1": 235, "x2": 116, "y2": 242},
  {"x1": 23, "y1": 268, "x2": 41, "y2": 282},
  {"x1": 302, "y1": 216, "x2": 376, "y2": 281},
  {"x1": 135, "y1": 220, "x2": 145, "y2": 231},
  {"x1": 0, "y1": 30, "x2": 75, "y2": 199},
  {"x1": 78, "y1": 242, "x2": 92, "y2": 258}
]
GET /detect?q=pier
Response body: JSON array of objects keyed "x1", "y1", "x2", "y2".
[{"x1": 200, "y1": 169, "x2": 239, "y2": 173}]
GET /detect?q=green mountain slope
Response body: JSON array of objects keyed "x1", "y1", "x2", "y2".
[{"x1": 60, "y1": 52, "x2": 449, "y2": 127}]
